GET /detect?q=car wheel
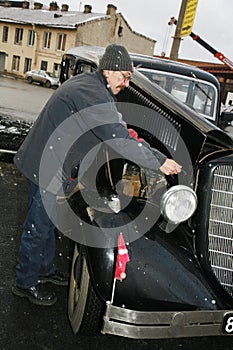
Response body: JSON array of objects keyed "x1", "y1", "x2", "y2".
[
  {"x1": 27, "y1": 76, "x2": 33, "y2": 84},
  {"x1": 44, "y1": 80, "x2": 51, "y2": 88},
  {"x1": 68, "y1": 243, "x2": 103, "y2": 335}
]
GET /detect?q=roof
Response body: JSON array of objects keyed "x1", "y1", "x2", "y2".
[
  {"x1": 0, "y1": 7, "x2": 109, "y2": 29},
  {"x1": 64, "y1": 46, "x2": 105, "y2": 65},
  {"x1": 0, "y1": 7, "x2": 155, "y2": 42},
  {"x1": 64, "y1": 46, "x2": 219, "y2": 86}
]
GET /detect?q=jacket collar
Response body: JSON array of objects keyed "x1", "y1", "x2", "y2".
[{"x1": 96, "y1": 70, "x2": 116, "y2": 100}]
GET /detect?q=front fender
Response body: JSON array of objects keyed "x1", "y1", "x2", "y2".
[{"x1": 84, "y1": 219, "x2": 221, "y2": 312}]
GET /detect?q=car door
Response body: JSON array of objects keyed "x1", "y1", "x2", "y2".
[{"x1": 37, "y1": 70, "x2": 46, "y2": 84}]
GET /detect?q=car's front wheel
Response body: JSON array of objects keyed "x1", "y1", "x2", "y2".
[
  {"x1": 27, "y1": 76, "x2": 33, "y2": 84},
  {"x1": 44, "y1": 80, "x2": 51, "y2": 88},
  {"x1": 68, "y1": 244, "x2": 103, "y2": 335}
]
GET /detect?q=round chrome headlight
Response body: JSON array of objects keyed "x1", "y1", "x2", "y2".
[{"x1": 161, "y1": 185, "x2": 197, "y2": 224}]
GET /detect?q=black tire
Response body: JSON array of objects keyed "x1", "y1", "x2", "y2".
[
  {"x1": 44, "y1": 80, "x2": 51, "y2": 88},
  {"x1": 68, "y1": 244, "x2": 103, "y2": 335},
  {"x1": 27, "y1": 76, "x2": 33, "y2": 84}
]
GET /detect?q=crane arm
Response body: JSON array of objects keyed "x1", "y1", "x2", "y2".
[{"x1": 168, "y1": 17, "x2": 233, "y2": 70}]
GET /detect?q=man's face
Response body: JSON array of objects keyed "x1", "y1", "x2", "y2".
[{"x1": 103, "y1": 70, "x2": 132, "y2": 95}]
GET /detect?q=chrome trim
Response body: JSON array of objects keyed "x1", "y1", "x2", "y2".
[
  {"x1": 160, "y1": 185, "x2": 197, "y2": 224},
  {"x1": 0, "y1": 149, "x2": 17, "y2": 154},
  {"x1": 102, "y1": 304, "x2": 232, "y2": 339},
  {"x1": 208, "y1": 164, "x2": 233, "y2": 297}
]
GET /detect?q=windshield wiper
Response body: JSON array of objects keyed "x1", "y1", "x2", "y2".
[{"x1": 190, "y1": 72, "x2": 212, "y2": 101}]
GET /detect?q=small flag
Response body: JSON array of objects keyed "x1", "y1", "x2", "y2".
[{"x1": 114, "y1": 232, "x2": 130, "y2": 281}]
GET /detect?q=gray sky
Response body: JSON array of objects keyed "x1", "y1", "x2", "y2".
[{"x1": 50, "y1": 0, "x2": 232, "y2": 64}]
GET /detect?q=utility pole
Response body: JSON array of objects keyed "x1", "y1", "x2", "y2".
[{"x1": 169, "y1": 0, "x2": 188, "y2": 61}]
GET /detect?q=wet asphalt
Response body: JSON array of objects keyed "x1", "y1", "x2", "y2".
[{"x1": 0, "y1": 76, "x2": 233, "y2": 349}]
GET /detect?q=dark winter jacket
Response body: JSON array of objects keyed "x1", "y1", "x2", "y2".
[{"x1": 14, "y1": 71, "x2": 166, "y2": 195}]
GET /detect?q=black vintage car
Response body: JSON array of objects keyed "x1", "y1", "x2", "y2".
[
  {"x1": 57, "y1": 68, "x2": 233, "y2": 338},
  {"x1": 1, "y1": 53, "x2": 233, "y2": 340}
]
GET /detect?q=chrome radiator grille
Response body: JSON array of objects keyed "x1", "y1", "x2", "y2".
[{"x1": 208, "y1": 164, "x2": 233, "y2": 297}]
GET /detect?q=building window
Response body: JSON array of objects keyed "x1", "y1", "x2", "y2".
[
  {"x1": 28, "y1": 30, "x2": 35, "y2": 46},
  {"x1": 12, "y1": 55, "x2": 20, "y2": 71},
  {"x1": 43, "y1": 31, "x2": 51, "y2": 49},
  {"x1": 56, "y1": 33, "x2": 66, "y2": 51},
  {"x1": 14, "y1": 28, "x2": 23, "y2": 45},
  {"x1": 24, "y1": 58, "x2": 32, "y2": 73},
  {"x1": 41, "y1": 61, "x2": 48, "y2": 71},
  {"x1": 118, "y1": 25, "x2": 123, "y2": 37},
  {"x1": 2, "y1": 26, "x2": 8, "y2": 43}
]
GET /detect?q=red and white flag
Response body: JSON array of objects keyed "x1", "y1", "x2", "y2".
[{"x1": 114, "y1": 232, "x2": 130, "y2": 281}]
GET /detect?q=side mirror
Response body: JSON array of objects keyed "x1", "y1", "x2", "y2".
[{"x1": 219, "y1": 111, "x2": 233, "y2": 127}]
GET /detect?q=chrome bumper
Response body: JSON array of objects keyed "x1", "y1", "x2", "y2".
[{"x1": 102, "y1": 304, "x2": 233, "y2": 339}]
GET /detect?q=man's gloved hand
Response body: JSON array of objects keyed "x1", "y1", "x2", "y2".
[{"x1": 128, "y1": 128, "x2": 144, "y2": 142}]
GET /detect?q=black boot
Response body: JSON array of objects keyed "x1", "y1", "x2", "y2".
[
  {"x1": 39, "y1": 270, "x2": 69, "y2": 286},
  {"x1": 12, "y1": 283, "x2": 57, "y2": 306}
]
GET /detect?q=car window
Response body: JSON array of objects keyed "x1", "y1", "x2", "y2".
[{"x1": 138, "y1": 68, "x2": 217, "y2": 122}]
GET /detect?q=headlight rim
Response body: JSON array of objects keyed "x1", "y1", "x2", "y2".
[{"x1": 161, "y1": 185, "x2": 197, "y2": 224}]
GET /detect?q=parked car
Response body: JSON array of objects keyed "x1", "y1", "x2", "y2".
[
  {"x1": 60, "y1": 46, "x2": 233, "y2": 129},
  {"x1": 25, "y1": 69, "x2": 59, "y2": 88}
]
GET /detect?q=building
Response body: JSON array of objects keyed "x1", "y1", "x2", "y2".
[{"x1": 0, "y1": 2, "x2": 155, "y2": 77}]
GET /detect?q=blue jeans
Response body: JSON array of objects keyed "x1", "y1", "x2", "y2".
[{"x1": 15, "y1": 181, "x2": 56, "y2": 289}]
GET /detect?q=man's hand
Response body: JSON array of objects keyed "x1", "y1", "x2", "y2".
[{"x1": 160, "y1": 158, "x2": 182, "y2": 175}]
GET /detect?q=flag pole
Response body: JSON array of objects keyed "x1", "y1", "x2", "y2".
[{"x1": 110, "y1": 277, "x2": 117, "y2": 304}]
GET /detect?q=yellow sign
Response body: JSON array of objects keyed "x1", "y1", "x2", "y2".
[{"x1": 180, "y1": 0, "x2": 198, "y2": 37}]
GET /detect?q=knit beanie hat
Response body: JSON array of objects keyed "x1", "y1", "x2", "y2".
[{"x1": 99, "y1": 44, "x2": 133, "y2": 72}]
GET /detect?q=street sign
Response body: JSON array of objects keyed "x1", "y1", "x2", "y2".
[{"x1": 180, "y1": 0, "x2": 198, "y2": 37}]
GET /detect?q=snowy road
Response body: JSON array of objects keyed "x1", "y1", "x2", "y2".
[{"x1": 0, "y1": 75, "x2": 54, "y2": 121}]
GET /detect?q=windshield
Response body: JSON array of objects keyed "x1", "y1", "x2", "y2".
[{"x1": 138, "y1": 68, "x2": 218, "y2": 122}]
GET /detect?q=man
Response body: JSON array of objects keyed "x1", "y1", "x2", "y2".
[{"x1": 12, "y1": 44, "x2": 181, "y2": 306}]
